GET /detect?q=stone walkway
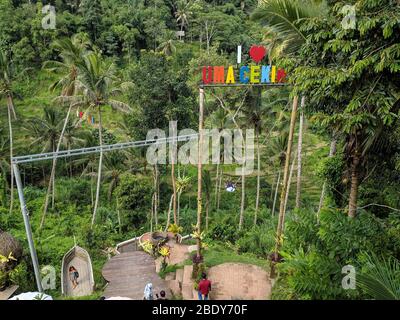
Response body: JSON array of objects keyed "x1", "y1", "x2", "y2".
[{"x1": 102, "y1": 251, "x2": 167, "y2": 299}]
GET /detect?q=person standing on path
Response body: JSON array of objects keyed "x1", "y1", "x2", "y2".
[
  {"x1": 198, "y1": 272, "x2": 211, "y2": 300},
  {"x1": 144, "y1": 283, "x2": 154, "y2": 300}
]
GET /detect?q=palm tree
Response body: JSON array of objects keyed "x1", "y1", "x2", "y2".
[
  {"x1": 208, "y1": 107, "x2": 229, "y2": 211},
  {"x1": 241, "y1": 87, "x2": 268, "y2": 225},
  {"x1": 73, "y1": 131, "x2": 98, "y2": 207},
  {"x1": 102, "y1": 151, "x2": 127, "y2": 202},
  {"x1": 0, "y1": 51, "x2": 17, "y2": 214},
  {"x1": 269, "y1": 132, "x2": 288, "y2": 215},
  {"x1": 357, "y1": 252, "x2": 400, "y2": 300},
  {"x1": 24, "y1": 107, "x2": 65, "y2": 154},
  {"x1": 24, "y1": 107, "x2": 66, "y2": 198},
  {"x1": 73, "y1": 52, "x2": 132, "y2": 227},
  {"x1": 157, "y1": 31, "x2": 177, "y2": 56},
  {"x1": 175, "y1": 0, "x2": 193, "y2": 40},
  {"x1": 40, "y1": 35, "x2": 90, "y2": 229}
]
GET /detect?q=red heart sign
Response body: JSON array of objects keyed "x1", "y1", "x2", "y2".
[{"x1": 249, "y1": 45, "x2": 267, "y2": 63}]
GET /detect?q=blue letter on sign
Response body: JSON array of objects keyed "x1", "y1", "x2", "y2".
[
  {"x1": 261, "y1": 65, "x2": 270, "y2": 83},
  {"x1": 239, "y1": 66, "x2": 249, "y2": 84}
]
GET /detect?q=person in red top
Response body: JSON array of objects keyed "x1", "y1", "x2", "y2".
[{"x1": 197, "y1": 272, "x2": 211, "y2": 300}]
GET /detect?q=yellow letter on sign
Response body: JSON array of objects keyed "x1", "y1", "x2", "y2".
[
  {"x1": 271, "y1": 66, "x2": 277, "y2": 83},
  {"x1": 226, "y1": 66, "x2": 235, "y2": 84},
  {"x1": 250, "y1": 65, "x2": 261, "y2": 83}
]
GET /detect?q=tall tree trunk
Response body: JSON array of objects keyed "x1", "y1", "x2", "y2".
[
  {"x1": 51, "y1": 143, "x2": 55, "y2": 209},
  {"x1": 40, "y1": 104, "x2": 73, "y2": 229},
  {"x1": 91, "y1": 165, "x2": 94, "y2": 208},
  {"x1": 152, "y1": 164, "x2": 159, "y2": 227},
  {"x1": 254, "y1": 131, "x2": 261, "y2": 225},
  {"x1": 155, "y1": 164, "x2": 159, "y2": 227},
  {"x1": 165, "y1": 194, "x2": 174, "y2": 231},
  {"x1": 272, "y1": 96, "x2": 298, "y2": 277},
  {"x1": 272, "y1": 170, "x2": 281, "y2": 216},
  {"x1": 214, "y1": 162, "x2": 220, "y2": 208},
  {"x1": 317, "y1": 137, "x2": 337, "y2": 219},
  {"x1": 7, "y1": 94, "x2": 17, "y2": 120},
  {"x1": 91, "y1": 104, "x2": 103, "y2": 227},
  {"x1": 283, "y1": 151, "x2": 297, "y2": 227},
  {"x1": 348, "y1": 152, "x2": 360, "y2": 218},
  {"x1": 116, "y1": 198, "x2": 121, "y2": 234},
  {"x1": 205, "y1": 195, "x2": 209, "y2": 230},
  {"x1": 171, "y1": 161, "x2": 177, "y2": 225},
  {"x1": 7, "y1": 100, "x2": 14, "y2": 215},
  {"x1": 177, "y1": 191, "x2": 181, "y2": 225},
  {"x1": 239, "y1": 166, "x2": 245, "y2": 230},
  {"x1": 295, "y1": 97, "x2": 305, "y2": 208},
  {"x1": 217, "y1": 166, "x2": 223, "y2": 210},
  {"x1": 196, "y1": 88, "x2": 204, "y2": 258}
]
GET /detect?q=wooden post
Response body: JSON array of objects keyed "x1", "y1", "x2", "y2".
[
  {"x1": 196, "y1": 87, "x2": 204, "y2": 257},
  {"x1": 271, "y1": 95, "x2": 298, "y2": 277}
]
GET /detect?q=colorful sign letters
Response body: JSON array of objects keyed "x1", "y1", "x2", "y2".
[{"x1": 201, "y1": 45, "x2": 286, "y2": 85}]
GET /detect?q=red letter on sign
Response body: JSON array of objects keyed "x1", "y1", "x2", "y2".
[
  {"x1": 213, "y1": 66, "x2": 225, "y2": 84},
  {"x1": 202, "y1": 66, "x2": 213, "y2": 84},
  {"x1": 277, "y1": 68, "x2": 286, "y2": 83}
]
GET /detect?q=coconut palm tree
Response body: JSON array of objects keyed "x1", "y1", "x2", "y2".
[
  {"x1": 157, "y1": 31, "x2": 177, "y2": 56},
  {"x1": 24, "y1": 107, "x2": 65, "y2": 155},
  {"x1": 102, "y1": 151, "x2": 127, "y2": 202},
  {"x1": 357, "y1": 252, "x2": 400, "y2": 300},
  {"x1": 73, "y1": 131, "x2": 98, "y2": 207},
  {"x1": 208, "y1": 107, "x2": 230, "y2": 211},
  {"x1": 0, "y1": 51, "x2": 17, "y2": 214},
  {"x1": 72, "y1": 52, "x2": 132, "y2": 227},
  {"x1": 175, "y1": 0, "x2": 193, "y2": 40},
  {"x1": 40, "y1": 35, "x2": 90, "y2": 229}
]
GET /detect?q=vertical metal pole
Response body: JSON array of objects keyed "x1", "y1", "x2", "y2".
[{"x1": 12, "y1": 163, "x2": 43, "y2": 292}]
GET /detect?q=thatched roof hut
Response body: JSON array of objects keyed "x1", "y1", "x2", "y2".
[{"x1": 0, "y1": 229, "x2": 23, "y2": 271}]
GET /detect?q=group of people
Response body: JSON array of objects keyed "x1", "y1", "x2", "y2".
[
  {"x1": 143, "y1": 283, "x2": 167, "y2": 300},
  {"x1": 143, "y1": 272, "x2": 212, "y2": 300}
]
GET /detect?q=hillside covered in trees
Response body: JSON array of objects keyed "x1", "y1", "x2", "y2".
[{"x1": 0, "y1": 0, "x2": 400, "y2": 300}]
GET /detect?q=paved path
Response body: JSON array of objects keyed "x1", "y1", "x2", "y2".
[
  {"x1": 207, "y1": 263, "x2": 271, "y2": 300},
  {"x1": 102, "y1": 251, "x2": 167, "y2": 299}
]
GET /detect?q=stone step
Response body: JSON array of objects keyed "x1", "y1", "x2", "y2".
[
  {"x1": 182, "y1": 265, "x2": 193, "y2": 285},
  {"x1": 165, "y1": 272, "x2": 175, "y2": 281},
  {"x1": 181, "y1": 265, "x2": 194, "y2": 300},
  {"x1": 181, "y1": 284, "x2": 194, "y2": 300},
  {"x1": 166, "y1": 279, "x2": 181, "y2": 296},
  {"x1": 175, "y1": 268, "x2": 184, "y2": 284}
]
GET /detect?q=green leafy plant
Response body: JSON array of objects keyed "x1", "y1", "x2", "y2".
[{"x1": 357, "y1": 252, "x2": 400, "y2": 300}]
